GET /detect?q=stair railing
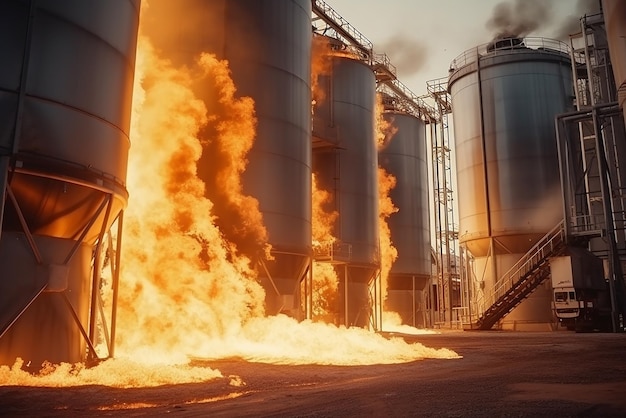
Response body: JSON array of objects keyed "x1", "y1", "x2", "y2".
[{"x1": 469, "y1": 220, "x2": 566, "y2": 324}]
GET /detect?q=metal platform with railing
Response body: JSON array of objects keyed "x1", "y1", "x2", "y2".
[
  {"x1": 312, "y1": 241, "x2": 353, "y2": 264},
  {"x1": 449, "y1": 37, "x2": 571, "y2": 74}
]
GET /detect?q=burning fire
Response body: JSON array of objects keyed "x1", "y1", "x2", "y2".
[
  {"x1": 115, "y1": 36, "x2": 267, "y2": 363},
  {"x1": 0, "y1": 4, "x2": 459, "y2": 388},
  {"x1": 311, "y1": 36, "x2": 333, "y2": 107},
  {"x1": 375, "y1": 94, "x2": 399, "y2": 315},
  {"x1": 311, "y1": 173, "x2": 340, "y2": 320}
]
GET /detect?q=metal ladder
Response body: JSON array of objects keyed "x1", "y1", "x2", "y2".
[{"x1": 465, "y1": 220, "x2": 568, "y2": 330}]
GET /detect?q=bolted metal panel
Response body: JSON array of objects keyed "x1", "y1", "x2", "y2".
[
  {"x1": 379, "y1": 112, "x2": 431, "y2": 287},
  {"x1": 0, "y1": 0, "x2": 140, "y2": 366},
  {"x1": 313, "y1": 55, "x2": 380, "y2": 271}
]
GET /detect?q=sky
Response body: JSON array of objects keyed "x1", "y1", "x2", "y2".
[{"x1": 325, "y1": 0, "x2": 601, "y2": 96}]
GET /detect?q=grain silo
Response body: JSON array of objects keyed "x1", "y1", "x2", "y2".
[
  {"x1": 312, "y1": 38, "x2": 380, "y2": 328},
  {"x1": 0, "y1": 0, "x2": 140, "y2": 367},
  {"x1": 378, "y1": 107, "x2": 431, "y2": 327},
  {"x1": 141, "y1": 0, "x2": 312, "y2": 317},
  {"x1": 448, "y1": 37, "x2": 573, "y2": 330}
]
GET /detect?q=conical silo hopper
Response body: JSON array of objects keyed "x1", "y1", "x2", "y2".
[
  {"x1": 0, "y1": 0, "x2": 140, "y2": 368},
  {"x1": 312, "y1": 42, "x2": 380, "y2": 328},
  {"x1": 448, "y1": 37, "x2": 573, "y2": 330},
  {"x1": 378, "y1": 109, "x2": 431, "y2": 327},
  {"x1": 141, "y1": 0, "x2": 312, "y2": 317}
]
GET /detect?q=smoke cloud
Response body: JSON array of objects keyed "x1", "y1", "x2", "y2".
[
  {"x1": 486, "y1": 0, "x2": 553, "y2": 39},
  {"x1": 377, "y1": 34, "x2": 428, "y2": 77}
]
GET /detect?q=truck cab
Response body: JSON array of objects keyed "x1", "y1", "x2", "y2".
[
  {"x1": 553, "y1": 286, "x2": 578, "y2": 319},
  {"x1": 550, "y1": 247, "x2": 611, "y2": 331}
]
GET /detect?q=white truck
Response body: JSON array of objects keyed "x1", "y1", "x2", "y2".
[{"x1": 549, "y1": 247, "x2": 612, "y2": 332}]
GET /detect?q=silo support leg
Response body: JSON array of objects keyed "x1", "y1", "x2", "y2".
[
  {"x1": 88, "y1": 196, "x2": 113, "y2": 351},
  {"x1": 109, "y1": 212, "x2": 124, "y2": 358},
  {"x1": 63, "y1": 196, "x2": 110, "y2": 265},
  {"x1": 257, "y1": 258, "x2": 285, "y2": 313},
  {"x1": 6, "y1": 184, "x2": 43, "y2": 264},
  {"x1": 96, "y1": 291, "x2": 111, "y2": 354},
  {"x1": 0, "y1": 285, "x2": 47, "y2": 340},
  {"x1": 0, "y1": 156, "x2": 9, "y2": 242},
  {"x1": 61, "y1": 292, "x2": 100, "y2": 362}
]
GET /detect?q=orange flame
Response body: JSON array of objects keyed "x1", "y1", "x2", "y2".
[
  {"x1": 311, "y1": 173, "x2": 337, "y2": 246},
  {"x1": 375, "y1": 94, "x2": 399, "y2": 309},
  {"x1": 311, "y1": 173, "x2": 339, "y2": 320},
  {"x1": 0, "y1": 4, "x2": 461, "y2": 387},
  {"x1": 376, "y1": 94, "x2": 398, "y2": 149},
  {"x1": 311, "y1": 36, "x2": 333, "y2": 107},
  {"x1": 117, "y1": 37, "x2": 266, "y2": 363},
  {"x1": 193, "y1": 53, "x2": 272, "y2": 261}
]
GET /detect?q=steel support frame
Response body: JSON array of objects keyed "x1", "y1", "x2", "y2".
[
  {"x1": 556, "y1": 103, "x2": 626, "y2": 332},
  {"x1": 258, "y1": 251, "x2": 313, "y2": 320},
  {"x1": 1, "y1": 175, "x2": 124, "y2": 362}
]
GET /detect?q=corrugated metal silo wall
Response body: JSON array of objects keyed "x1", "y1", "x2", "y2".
[
  {"x1": 603, "y1": 0, "x2": 626, "y2": 126},
  {"x1": 449, "y1": 45, "x2": 572, "y2": 329},
  {"x1": 313, "y1": 55, "x2": 379, "y2": 327},
  {"x1": 0, "y1": 0, "x2": 140, "y2": 367},
  {"x1": 141, "y1": 0, "x2": 312, "y2": 316},
  {"x1": 378, "y1": 111, "x2": 430, "y2": 324}
]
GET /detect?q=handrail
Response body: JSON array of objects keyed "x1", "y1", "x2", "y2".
[
  {"x1": 471, "y1": 220, "x2": 566, "y2": 322},
  {"x1": 312, "y1": 0, "x2": 373, "y2": 59},
  {"x1": 449, "y1": 37, "x2": 571, "y2": 74},
  {"x1": 372, "y1": 53, "x2": 396, "y2": 77},
  {"x1": 313, "y1": 240, "x2": 352, "y2": 262},
  {"x1": 378, "y1": 81, "x2": 439, "y2": 122}
]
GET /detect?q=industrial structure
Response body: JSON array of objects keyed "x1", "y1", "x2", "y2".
[
  {"x1": 309, "y1": 0, "x2": 626, "y2": 332},
  {"x1": 142, "y1": 0, "x2": 314, "y2": 319},
  {"x1": 457, "y1": 2, "x2": 626, "y2": 331},
  {"x1": 0, "y1": 0, "x2": 140, "y2": 367},
  {"x1": 449, "y1": 37, "x2": 574, "y2": 330},
  {"x1": 3, "y1": 0, "x2": 626, "y2": 371},
  {"x1": 311, "y1": 38, "x2": 380, "y2": 328},
  {"x1": 311, "y1": 0, "x2": 440, "y2": 329},
  {"x1": 427, "y1": 77, "x2": 461, "y2": 327},
  {"x1": 378, "y1": 107, "x2": 432, "y2": 327}
]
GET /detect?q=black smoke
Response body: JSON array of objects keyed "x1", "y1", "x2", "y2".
[
  {"x1": 377, "y1": 34, "x2": 428, "y2": 77},
  {"x1": 486, "y1": 0, "x2": 553, "y2": 40}
]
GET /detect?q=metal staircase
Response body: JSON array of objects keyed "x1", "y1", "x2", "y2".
[{"x1": 464, "y1": 221, "x2": 568, "y2": 330}]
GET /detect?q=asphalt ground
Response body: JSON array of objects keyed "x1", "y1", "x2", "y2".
[{"x1": 1, "y1": 330, "x2": 625, "y2": 417}]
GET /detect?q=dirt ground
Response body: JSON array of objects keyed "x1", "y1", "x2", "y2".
[{"x1": 1, "y1": 330, "x2": 625, "y2": 417}]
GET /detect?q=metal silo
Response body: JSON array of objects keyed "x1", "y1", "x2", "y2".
[
  {"x1": 142, "y1": 0, "x2": 312, "y2": 317},
  {"x1": 449, "y1": 38, "x2": 573, "y2": 330},
  {"x1": 378, "y1": 110, "x2": 431, "y2": 326},
  {"x1": 0, "y1": 0, "x2": 140, "y2": 367},
  {"x1": 313, "y1": 49, "x2": 380, "y2": 327}
]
